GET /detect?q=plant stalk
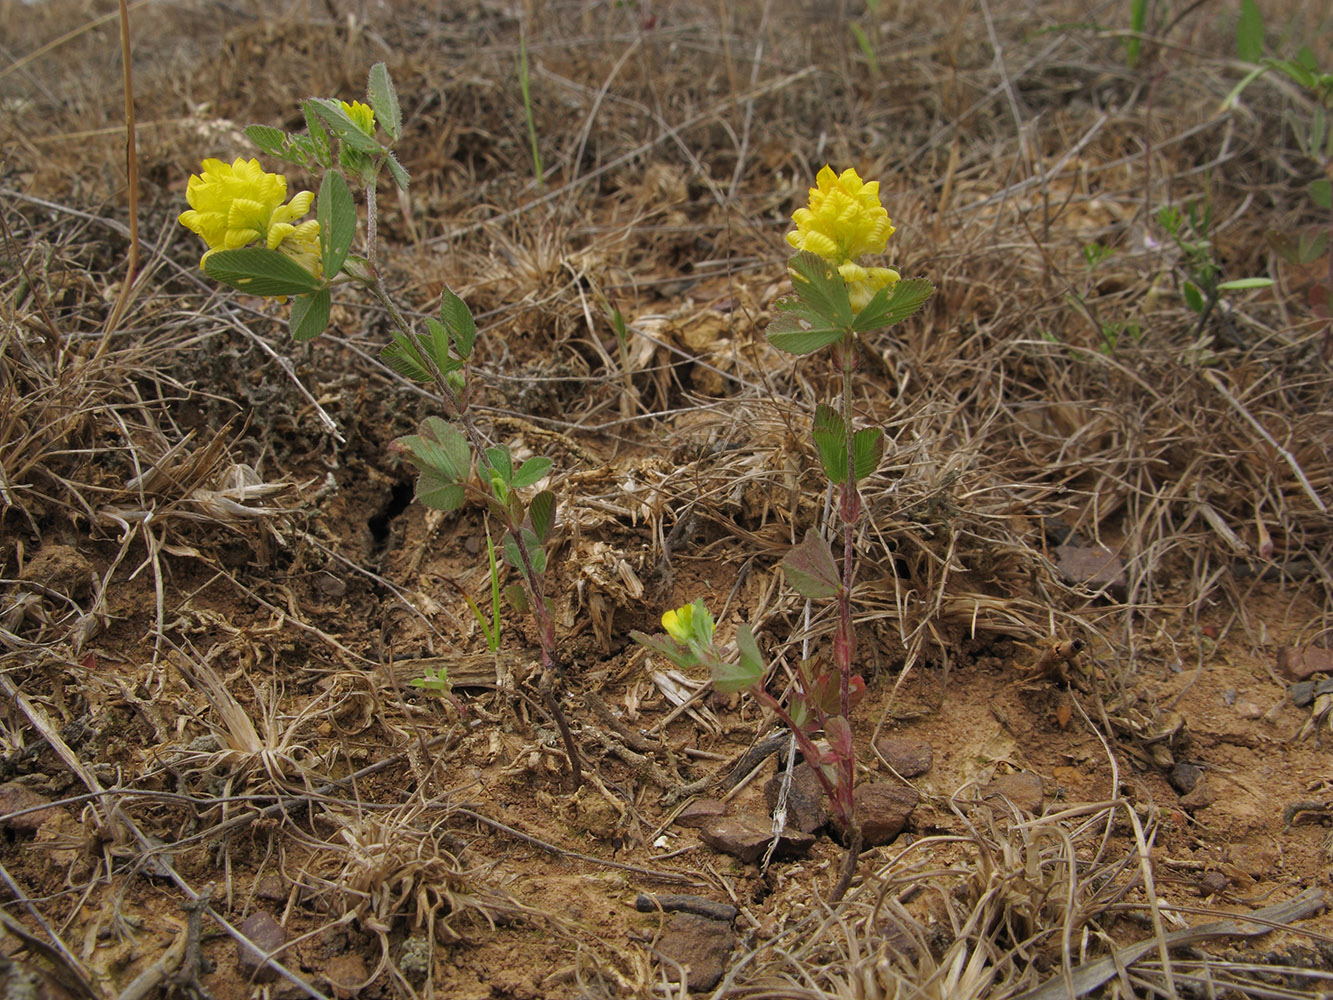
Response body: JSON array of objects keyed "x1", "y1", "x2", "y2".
[{"x1": 369, "y1": 275, "x2": 583, "y2": 787}]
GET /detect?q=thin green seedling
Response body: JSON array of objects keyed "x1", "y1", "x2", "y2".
[
  {"x1": 1124, "y1": 0, "x2": 1148, "y2": 69},
  {"x1": 850, "y1": 1, "x2": 880, "y2": 78},
  {"x1": 518, "y1": 25, "x2": 544, "y2": 190},
  {"x1": 1156, "y1": 199, "x2": 1273, "y2": 339},
  {"x1": 1223, "y1": 7, "x2": 1333, "y2": 356}
]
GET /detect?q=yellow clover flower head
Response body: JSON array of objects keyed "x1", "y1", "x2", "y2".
[
  {"x1": 340, "y1": 100, "x2": 376, "y2": 134},
  {"x1": 787, "y1": 165, "x2": 900, "y2": 311},
  {"x1": 178, "y1": 157, "x2": 321, "y2": 277}
]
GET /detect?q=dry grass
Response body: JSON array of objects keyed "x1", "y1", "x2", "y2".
[{"x1": 1, "y1": 0, "x2": 1332, "y2": 997}]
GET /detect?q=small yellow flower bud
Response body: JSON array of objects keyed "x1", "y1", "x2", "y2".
[
  {"x1": 662, "y1": 605, "x2": 695, "y2": 644},
  {"x1": 340, "y1": 100, "x2": 376, "y2": 134}
]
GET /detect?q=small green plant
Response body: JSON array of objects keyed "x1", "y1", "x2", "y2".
[
  {"x1": 178, "y1": 65, "x2": 582, "y2": 785},
  {"x1": 636, "y1": 166, "x2": 932, "y2": 901},
  {"x1": 1225, "y1": 6, "x2": 1332, "y2": 356},
  {"x1": 1071, "y1": 242, "x2": 1143, "y2": 354},
  {"x1": 518, "y1": 25, "x2": 544, "y2": 190},
  {"x1": 1123, "y1": 0, "x2": 1149, "y2": 69},
  {"x1": 850, "y1": 0, "x2": 881, "y2": 77},
  {"x1": 1155, "y1": 198, "x2": 1274, "y2": 338}
]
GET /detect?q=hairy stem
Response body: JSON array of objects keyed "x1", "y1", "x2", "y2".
[{"x1": 835, "y1": 337, "x2": 859, "y2": 825}]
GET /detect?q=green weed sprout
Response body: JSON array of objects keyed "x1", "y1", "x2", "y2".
[
  {"x1": 177, "y1": 64, "x2": 583, "y2": 786},
  {"x1": 1155, "y1": 199, "x2": 1273, "y2": 340},
  {"x1": 636, "y1": 167, "x2": 932, "y2": 901},
  {"x1": 1224, "y1": 2, "x2": 1330, "y2": 356}
]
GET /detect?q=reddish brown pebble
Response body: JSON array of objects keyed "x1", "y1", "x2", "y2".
[
  {"x1": 699, "y1": 814, "x2": 814, "y2": 864},
  {"x1": 1179, "y1": 779, "x2": 1216, "y2": 811},
  {"x1": 323, "y1": 953, "x2": 369, "y2": 1000},
  {"x1": 0, "y1": 783, "x2": 62, "y2": 834},
  {"x1": 983, "y1": 772, "x2": 1045, "y2": 815},
  {"x1": 1169, "y1": 763, "x2": 1203, "y2": 795},
  {"x1": 236, "y1": 911, "x2": 285, "y2": 983},
  {"x1": 674, "y1": 799, "x2": 726, "y2": 828},
  {"x1": 654, "y1": 913, "x2": 735, "y2": 991},
  {"x1": 875, "y1": 737, "x2": 933, "y2": 778},
  {"x1": 1235, "y1": 698, "x2": 1264, "y2": 719},
  {"x1": 1276, "y1": 645, "x2": 1333, "y2": 681},
  {"x1": 1197, "y1": 871, "x2": 1229, "y2": 897},
  {"x1": 848, "y1": 782, "x2": 918, "y2": 846}
]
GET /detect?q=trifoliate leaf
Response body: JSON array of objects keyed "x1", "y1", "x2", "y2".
[
  {"x1": 204, "y1": 248, "x2": 324, "y2": 297},
  {"x1": 484, "y1": 446, "x2": 512, "y2": 485},
  {"x1": 852, "y1": 278, "x2": 934, "y2": 331},
  {"x1": 782, "y1": 529, "x2": 841, "y2": 601},
  {"x1": 767, "y1": 307, "x2": 846, "y2": 356},
  {"x1": 504, "y1": 583, "x2": 530, "y2": 615},
  {"x1": 512, "y1": 457, "x2": 553, "y2": 490},
  {"x1": 367, "y1": 62, "x2": 402, "y2": 141},
  {"x1": 400, "y1": 416, "x2": 470, "y2": 481},
  {"x1": 529, "y1": 489, "x2": 556, "y2": 543},
  {"x1": 245, "y1": 124, "x2": 292, "y2": 160},
  {"x1": 305, "y1": 98, "x2": 384, "y2": 154},
  {"x1": 380, "y1": 332, "x2": 462, "y2": 383},
  {"x1": 503, "y1": 528, "x2": 546, "y2": 575},
  {"x1": 629, "y1": 630, "x2": 697, "y2": 670},
  {"x1": 716, "y1": 625, "x2": 765, "y2": 694},
  {"x1": 317, "y1": 169, "x2": 356, "y2": 280},
  {"x1": 787, "y1": 250, "x2": 854, "y2": 328},
  {"x1": 812, "y1": 404, "x2": 847, "y2": 482},
  {"x1": 852, "y1": 426, "x2": 884, "y2": 482},
  {"x1": 385, "y1": 152, "x2": 411, "y2": 191},
  {"x1": 289, "y1": 288, "x2": 330, "y2": 342},
  {"x1": 440, "y1": 289, "x2": 476, "y2": 359},
  {"x1": 414, "y1": 471, "x2": 464, "y2": 512}
]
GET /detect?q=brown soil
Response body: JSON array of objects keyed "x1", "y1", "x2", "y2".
[{"x1": 2, "y1": 2, "x2": 1331, "y2": 998}]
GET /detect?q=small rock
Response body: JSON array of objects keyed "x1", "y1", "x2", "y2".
[
  {"x1": 875, "y1": 737, "x2": 933, "y2": 778},
  {"x1": 635, "y1": 893, "x2": 738, "y2": 923},
  {"x1": 1179, "y1": 778, "x2": 1216, "y2": 811},
  {"x1": 314, "y1": 572, "x2": 347, "y2": 598},
  {"x1": 1234, "y1": 698, "x2": 1264, "y2": 719},
  {"x1": 699, "y1": 814, "x2": 814, "y2": 864},
  {"x1": 0, "y1": 783, "x2": 62, "y2": 833},
  {"x1": 1168, "y1": 763, "x2": 1203, "y2": 795},
  {"x1": 763, "y1": 763, "x2": 829, "y2": 833},
  {"x1": 1054, "y1": 542, "x2": 1126, "y2": 597},
  {"x1": 849, "y1": 782, "x2": 918, "y2": 846},
  {"x1": 322, "y1": 953, "x2": 368, "y2": 999},
  {"x1": 674, "y1": 799, "x2": 726, "y2": 829},
  {"x1": 253, "y1": 874, "x2": 287, "y2": 902},
  {"x1": 1276, "y1": 645, "x2": 1333, "y2": 681},
  {"x1": 654, "y1": 913, "x2": 735, "y2": 991},
  {"x1": 1290, "y1": 681, "x2": 1316, "y2": 708},
  {"x1": 1197, "y1": 870, "x2": 1229, "y2": 897},
  {"x1": 982, "y1": 772, "x2": 1044, "y2": 815},
  {"x1": 236, "y1": 911, "x2": 285, "y2": 983},
  {"x1": 1228, "y1": 843, "x2": 1277, "y2": 878}
]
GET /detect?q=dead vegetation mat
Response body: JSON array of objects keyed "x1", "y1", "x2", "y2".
[{"x1": 2, "y1": 1, "x2": 1332, "y2": 998}]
